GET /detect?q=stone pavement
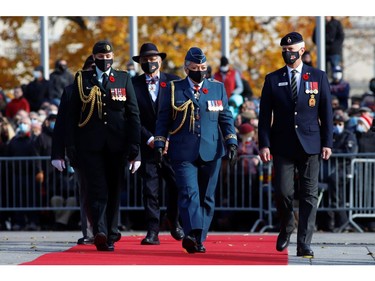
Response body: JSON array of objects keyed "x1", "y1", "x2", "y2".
[
  {"x1": 1, "y1": 231, "x2": 374, "y2": 265},
  {"x1": 1, "y1": 231, "x2": 374, "y2": 281}
]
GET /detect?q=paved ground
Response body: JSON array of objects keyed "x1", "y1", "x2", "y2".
[{"x1": 1, "y1": 231, "x2": 374, "y2": 280}]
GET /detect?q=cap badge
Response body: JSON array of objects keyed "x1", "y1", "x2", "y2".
[
  {"x1": 106, "y1": 45, "x2": 111, "y2": 51},
  {"x1": 287, "y1": 37, "x2": 291, "y2": 44}
]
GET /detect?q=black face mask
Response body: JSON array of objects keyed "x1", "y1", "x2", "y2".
[
  {"x1": 188, "y1": 70, "x2": 207, "y2": 83},
  {"x1": 141, "y1": 62, "x2": 159, "y2": 74},
  {"x1": 95, "y1": 58, "x2": 113, "y2": 72},
  {"x1": 282, "y1": 50, "x2": 300, "y2": 65}
]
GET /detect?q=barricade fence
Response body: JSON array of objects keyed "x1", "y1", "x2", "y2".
[{"x1": 1, "y1": 153, "x2": 374, "y2": 232}]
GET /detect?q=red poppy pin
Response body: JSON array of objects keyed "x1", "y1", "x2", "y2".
[
  {"x1": 302, "y1": 73, "x2": 310, "y2": 81},
  {"x1": 160, "y1": 82, "x2": 167, "y2": 88},
  {"x1": 202, "y1": 88, "x2": 208, "y2": 94},
  {"x1": 109, "y1": 76, "x2": 115, "y2": 82}
]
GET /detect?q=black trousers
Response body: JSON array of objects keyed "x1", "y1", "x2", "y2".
[
  {"x1": 79, "y1": 147, "x2": 125, "y2": 241},
  {"x1": 272, "y1": 152, "x2": 320, "y2": 247},
  {"x1": 140, "y1": 156, "x2": 179, "y2": 233}
]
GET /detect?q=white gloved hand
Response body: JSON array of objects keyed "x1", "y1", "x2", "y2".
[
  {"x1": 51, "y1": 159, "x2": 66, "y2": 172},
  {"x1": 129, "y1": 160, "x2": 141, "y2": 174}
]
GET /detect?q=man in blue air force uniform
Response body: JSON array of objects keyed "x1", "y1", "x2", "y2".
[
  {"x1": 154, "y1": 47, "x2": 238, "y2": 254},
  {"x1": 258, "y1": 32, "x2": 333, "y2": 258}
]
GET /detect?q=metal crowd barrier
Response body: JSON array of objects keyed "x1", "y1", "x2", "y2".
[{"x1": 1, "y1": 153, "x2": 375, "y2": 232}]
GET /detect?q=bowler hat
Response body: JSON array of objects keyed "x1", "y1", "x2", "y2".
[
  {"x1": 280, "y1": 32, "x2": 304, "y2": 46},
  {"x1": 185, "y1": 47, "x2": 206, "y2": 64},
  {"x1": 92, "y1": 40, "x2": 113, "y2": 54},
  {"x1": 132, "y1": 43, "x2": 166, "y2": 63}
]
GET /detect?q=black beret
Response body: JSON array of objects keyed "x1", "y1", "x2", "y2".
[
  {"x1": 280, "y1": 32, "x2": 304, "y2": 46},
  {"x1": 185, "y1": 47, "x2": 206, "y2": 64},
  {"x1": 92, "y1": 40, "x2": 113, "y2": 54}
]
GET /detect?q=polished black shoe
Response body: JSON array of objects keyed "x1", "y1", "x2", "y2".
[
  {"x1": 77, "y1": 236, "x2": 94, "y2": 245},
  {"x1": 182, "y1": 235, "x2": 198, "y2": 254},
  {"x1": 276, "y1": 231, "x2": 292, "y2": 252},
  {"x1": 170, "y1": 225, "x2": 185, "y2": 241},
  {"x1": 94, "y1": 232, "x2": 112, "y2": 251},
  {"x1": 196, "y1": 243, "x2": 206, "y2": 253},
  {"x1": 141, "y1": 231, "x2": 160, "y2": 245},
  {"x1": 297, "y1": 245, "x2": 314, "y2": 258}
]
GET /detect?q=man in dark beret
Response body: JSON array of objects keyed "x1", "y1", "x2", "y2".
[
  {"x1": 258, "y1": 32, "x2": 333, "y2": 258},
  {"x1": 154, "y1": 47, "x2": 238, "y2": 254},
  {"x1": 65, "y1": 40, "x2": 141, "y2": 251},
  {"x1": 131, "y1": 42, "x2": 184, "y2": 246}
]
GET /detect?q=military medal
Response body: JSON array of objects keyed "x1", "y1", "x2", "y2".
[
  {"x1": 111, "y1": 88, "x2": 127, "y2": 101},
  {"x1": 309, "y1": 95, "x2": 316, "y2": 107},
  {"x1": 208, "y1": 100, "x2": 223, "y2": 111}
]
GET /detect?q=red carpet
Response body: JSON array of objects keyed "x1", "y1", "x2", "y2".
[{"x1": 22, "y1": 234, "x2": 287, "y2": 265}]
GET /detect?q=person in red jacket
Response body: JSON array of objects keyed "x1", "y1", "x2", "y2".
[
  {"x1": 213, "y1": 56, "x2": 243, "y2": 99},
  {"x1": 5, "y1": 86, "x2": 30, "y2": 121}
]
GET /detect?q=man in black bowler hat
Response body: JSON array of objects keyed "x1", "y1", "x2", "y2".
[
  {"x1": 66, "y1": 40, "x2": 141, "y2": 251},
  {"x1": 154, "y1": 47, "x2": 238, "y2": 254},
  {"x1": 132, "y1": 42, "x2": 184, "y2": 245},
  {"x1": 258, "y1": 32, "x2": 333, "y2": 258}
]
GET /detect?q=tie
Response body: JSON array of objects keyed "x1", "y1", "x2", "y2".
[
  {"x1": 102, "y1": 73, "x2": 108, "y2": 88},
  {"x1": 291, "y1": 69, "x2": 298, "y2": 101},
  {"x1": 193, "y1": 84, "x2": 200, "y2": 100}
]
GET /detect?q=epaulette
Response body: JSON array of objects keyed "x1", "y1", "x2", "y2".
[
  {"x1": 208, "y1": 78, "x2": 221, "y2": 83},
  {"x1": 172, "y1": 78, "x2": 184, "y2": 84}
]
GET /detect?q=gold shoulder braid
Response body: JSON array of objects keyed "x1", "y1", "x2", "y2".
[
  {"x1": 77, "y1": 71, "x2": 103, "y2": 127},
  {"x1": 169, "y1": 81, "x2": 195, "y2": 135}
]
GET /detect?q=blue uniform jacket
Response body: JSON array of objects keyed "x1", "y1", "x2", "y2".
[
  {"x1": 258, "y1": 65, "x2": 333, "y2": 157},
  {"x1": 155, "y1": 77, "x2": 237, "y2": 162}
]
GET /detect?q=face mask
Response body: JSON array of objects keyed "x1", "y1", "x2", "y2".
[
  {"x1": 188, "y1": 69, "x2": 207, "y2": 83},
  {"x1": 282, "y1": 50, "x2": 300, "y2": 65},
  {"x1": 128, "y1": 69, "x2": 136, "y2": 77},
  {"x1": 49, "y1": 121, "x2": 55, "y2": 130},
  {"x1": 356, "y1": 124, "x2": 367, "y2": 133},
  {"x1": 141, "y1": 62, "x2": 159, "y2": 74},
  {"x1": 333, "y1": 72, "x2": 343, "y2": 81},
  {"x1": 220, "y1": 65, "x2": 229, "y2": 73},
  {"x1": 333, "y1": 125, "x2": 344, "y2": 134},
  {"x1": 95, "y1": 58, "x2": 113, "y2": 72},
  {"x1": 33, "y1": 71, "x2": 42, "y2": 79},
  {"x1": 370, "y1": 81, "x2": 375, "y2": 93},
  {"x1": 18, "y1": 123, "x2": 30, "y2": 134},
  {"x1": 58, "y1": 64, "x2": 67, "y2": 72}
]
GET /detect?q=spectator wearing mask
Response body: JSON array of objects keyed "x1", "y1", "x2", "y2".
[
  {"x1": 48, "y1": 59, "x2": 74, "y2": 106},
  {"x1": 24, "y1": 66, "x2": 50, "y2": 112},
  {"x1": 213, "y1": 56, "x2": 244, "y2": 99},
  {"x1": 330, "y1": 66, "x2": 350, "y2": 110}
]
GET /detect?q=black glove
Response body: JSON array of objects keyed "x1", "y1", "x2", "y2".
[
  {"x1": 66, "y1": 146, "x2": 78, "y2": 168},
  {"x1": 155, "y1": 148, "x2": 163, "y2": 168},
  {"x1": 128, "y1": 144, "x2": 139, "y2": 161},
  {"x1": 227, "y1": 144, "x2": 238, "y2": 167}
]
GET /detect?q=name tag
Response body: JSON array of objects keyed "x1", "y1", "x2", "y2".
[{"x1": 278, "y1": 82, "x2": 288, "y2": 86}]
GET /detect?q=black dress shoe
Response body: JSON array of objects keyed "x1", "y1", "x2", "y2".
[
  {"x1": 141, "y1": 231, "x2": 160, "y2": 245},
  {"x1": 297, "y1": 245, "x2": 314, "y2": 258},
  {"x1": 77, "y1": 236, "x2": 94, "y2": 245},
  {"x1": 182, "y1": 235, "x2": 197, "y2": 254},
  {"x1": 94, "y1": 232, "x2": 112, "y2": 251},
  {"x1": 196, "y1": 243, "x2": 206, "y2": 253},
  {"x1": 170, "y1": 226, "x2": 185, "y2": 241},
  {"x1": 276, "y1": 231, "x2": 292, "y2": 252}
]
